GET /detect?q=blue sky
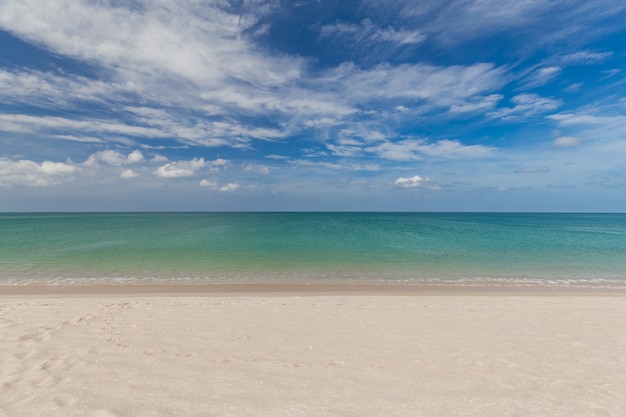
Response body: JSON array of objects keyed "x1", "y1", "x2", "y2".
[{"x1": 1, "y1": 0, "x2": 625, "y2": 211}]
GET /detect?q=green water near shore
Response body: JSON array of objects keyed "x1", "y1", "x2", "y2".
[{"x1": 1, "y1": 212, "x2": 625, "y2": 286}]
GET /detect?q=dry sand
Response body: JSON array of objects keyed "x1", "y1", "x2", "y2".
[{"x1": 1, "y1": 287, "x2": 625, "y2": 416}]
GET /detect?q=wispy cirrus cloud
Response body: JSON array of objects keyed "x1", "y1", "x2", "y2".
[
  {"x1": 558, "y1": 51, "x2": 613, "y2": 65},
  {"x1": 318, "y1": 18, "x2": 425, "y2": 46},
  {"x1": 0, "y1": 0, "x2": 510, "y2": 153},
  {"x1": 0, "y1": 114, "x2": 170, "y2": 140},
  {"x1": 327, "y1": 138, "x2": 495, "y2": 161},
  {"x1": 488, "y1": 94, "x2": 561, "y2": 120},
  {"x1": 363, "y1": 0, "x2": 626, "y2": 47},
  {"x1": 519, "y1": 66, "x2": 562, "y2": 89}
]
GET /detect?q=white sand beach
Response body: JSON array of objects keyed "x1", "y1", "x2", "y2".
[{"x1": 1, "y1": 287, "x2": 625, "y2": 417}]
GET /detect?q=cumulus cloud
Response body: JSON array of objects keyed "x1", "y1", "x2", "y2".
[
  {"x1": 0, "y1": 149, "x2": 241, "y2": 189},
  {"x1": 84, "y1": 150, "x2": 125, "y2": 167},
  {"x1": 394, "y1": 175, "x2": 425, "y2": 188},
  {"x1": 244, "y1": 164, "x2": 270, "y2": 175},
  {"x1": 205, "y1": 158, "x2": 230, "y2": 173},
  {"x1": 120, "y1": 169, "x2": 138, "y2": 179},
  {"x1": 219, "y1": 183, "x2": 240, "y2": 192},
  {"x1": 151, "y1": 155, "x2": 168, "y2": 163},
  {"x1": 84, "y1": 150, "x2": 145, "y2": 166},
  {"x1": 199, "y1": 179, "x2": 218, "y2": 188},
  {"x1": 154, "y1": 158, "x2": 206, "y2": 178},
  {"x1": 0, "y1": 158, "x2": 77, "y2": 187},
  {"x1": 126, "y1": 150, "x2": 144, "y2": 164}
]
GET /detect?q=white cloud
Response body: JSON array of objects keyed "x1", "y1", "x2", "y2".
[
  {"x1": 0, "y1": 114, "x2": 171, "y2": 139},
  {"x1": 320, "y1": 62, "x2": 504, "y2": 108},
  {"x1": 219, "y1": 183, "x2": 240, "y2": 192},
  {"x1": 489, "y1": 94, "x2": 561, "y2": 120},
  {"x1": 154, "y1": 158, "x2": 206, "y2": 178},
  {"x1": 151, "y1": 155, "x2": 168, "y2": 163},
  {"x1": 83, "y1": 150, "x2": 145, "y2": 167},
  {"x1": 366, "y1": 140, "x2": 423, "y2": 161},
  {"x1": 120, "y1": 169, "x2": 138, "y2": 179},
  {"x1": 602, "y1": 69, "x2": 621, "y2": 78},
  {"x1": 329, "y1": 138, "x2": 495, "y2": 161},
  {"x1": 0, "y1": 0, "x2": 309, "y2": 149},
  {"x1": 549, "y1": 112, "x2": 626, "y2": 127},
  {"x1": 319, "y1": 19, "x2": 425, "y2": 46},
  {"x1": 370, "y1": 0, "x2": 626, "y2": 46},
  {"x1": 559, "y1": 51, "x2": 612, "y2": 65},
  {"x1": 0, "y1": 158, "x2": 76, "y2": 187},
  {"x1": 0, "y1": 0, "x2": 303, "y2": 89},
  {"x1": 126, "y1": 150, "x2": 144, "y2": 164},
  {"x1": 200, "y1": 179, "x2": 217, "y2": 188},
  {"x1": 212, "y1": 158, "x2": 229, "y2": 167},
  {"x1": 520, "y1": 66, "x2": 561, "y2": 89},
  {"x1": 84, "y1": 150, "x2": 126, "y2": 167},
  {"x1": 564, "y1": 83, "x2": 583, "y2": 93},
  {"x1": 449, "y1": 94, "x2": 503, "y2": 113},
  {"x1": 553, "y1": 136, "x2": 582, "y2": 147},
  {"x1": 266, "y1": 155, "x2": 289, "y2": 160},
  {"x1": 244, "y1": 164, "x2": 270, "y2": 175},
  {"x1": 51, "y1": 134, "x2": 103, "y2": 143},
  {"x1": 289, "y1": 159, "x2": 381, "y2": 172},
  {"x1": 549, "y1": 111, "x2": 626, "y2": 147},
  {"x1": 394, "y1": 175, "x2": 425, "y2": 188},
  {"x1": 414, "y1": 139, "x2": 495, "y2": 159},
  {"x1": 0, "y1": 1, "x2": 517, "y2": 157},
  {"x1": 0, "y1": 68, "x2": 124, "y2": 108},
  {"x1": 0, "y1": 151, "x2": 233, "y2": 187}
]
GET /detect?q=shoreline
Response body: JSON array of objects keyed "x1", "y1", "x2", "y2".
[{"x1": 2, "y1": 282, "x2": 626, "y2": 297}]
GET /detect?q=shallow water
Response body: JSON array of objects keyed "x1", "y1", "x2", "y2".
[{"x1": 1, "y1": 212, "x2": 625, "y2": 287}]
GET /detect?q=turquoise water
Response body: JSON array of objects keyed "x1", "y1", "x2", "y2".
[{"x1": 1, "y1": 212, "x2": 625, "y2": 287}]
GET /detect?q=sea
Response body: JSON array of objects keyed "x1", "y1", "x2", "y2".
[{"x1": 1, "y1": 212, "x2": 625, "y2": 288}]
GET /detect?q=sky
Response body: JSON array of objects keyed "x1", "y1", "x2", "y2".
[{"x1": 1, "y1": 0, "x2": 625, "y2": 212}]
